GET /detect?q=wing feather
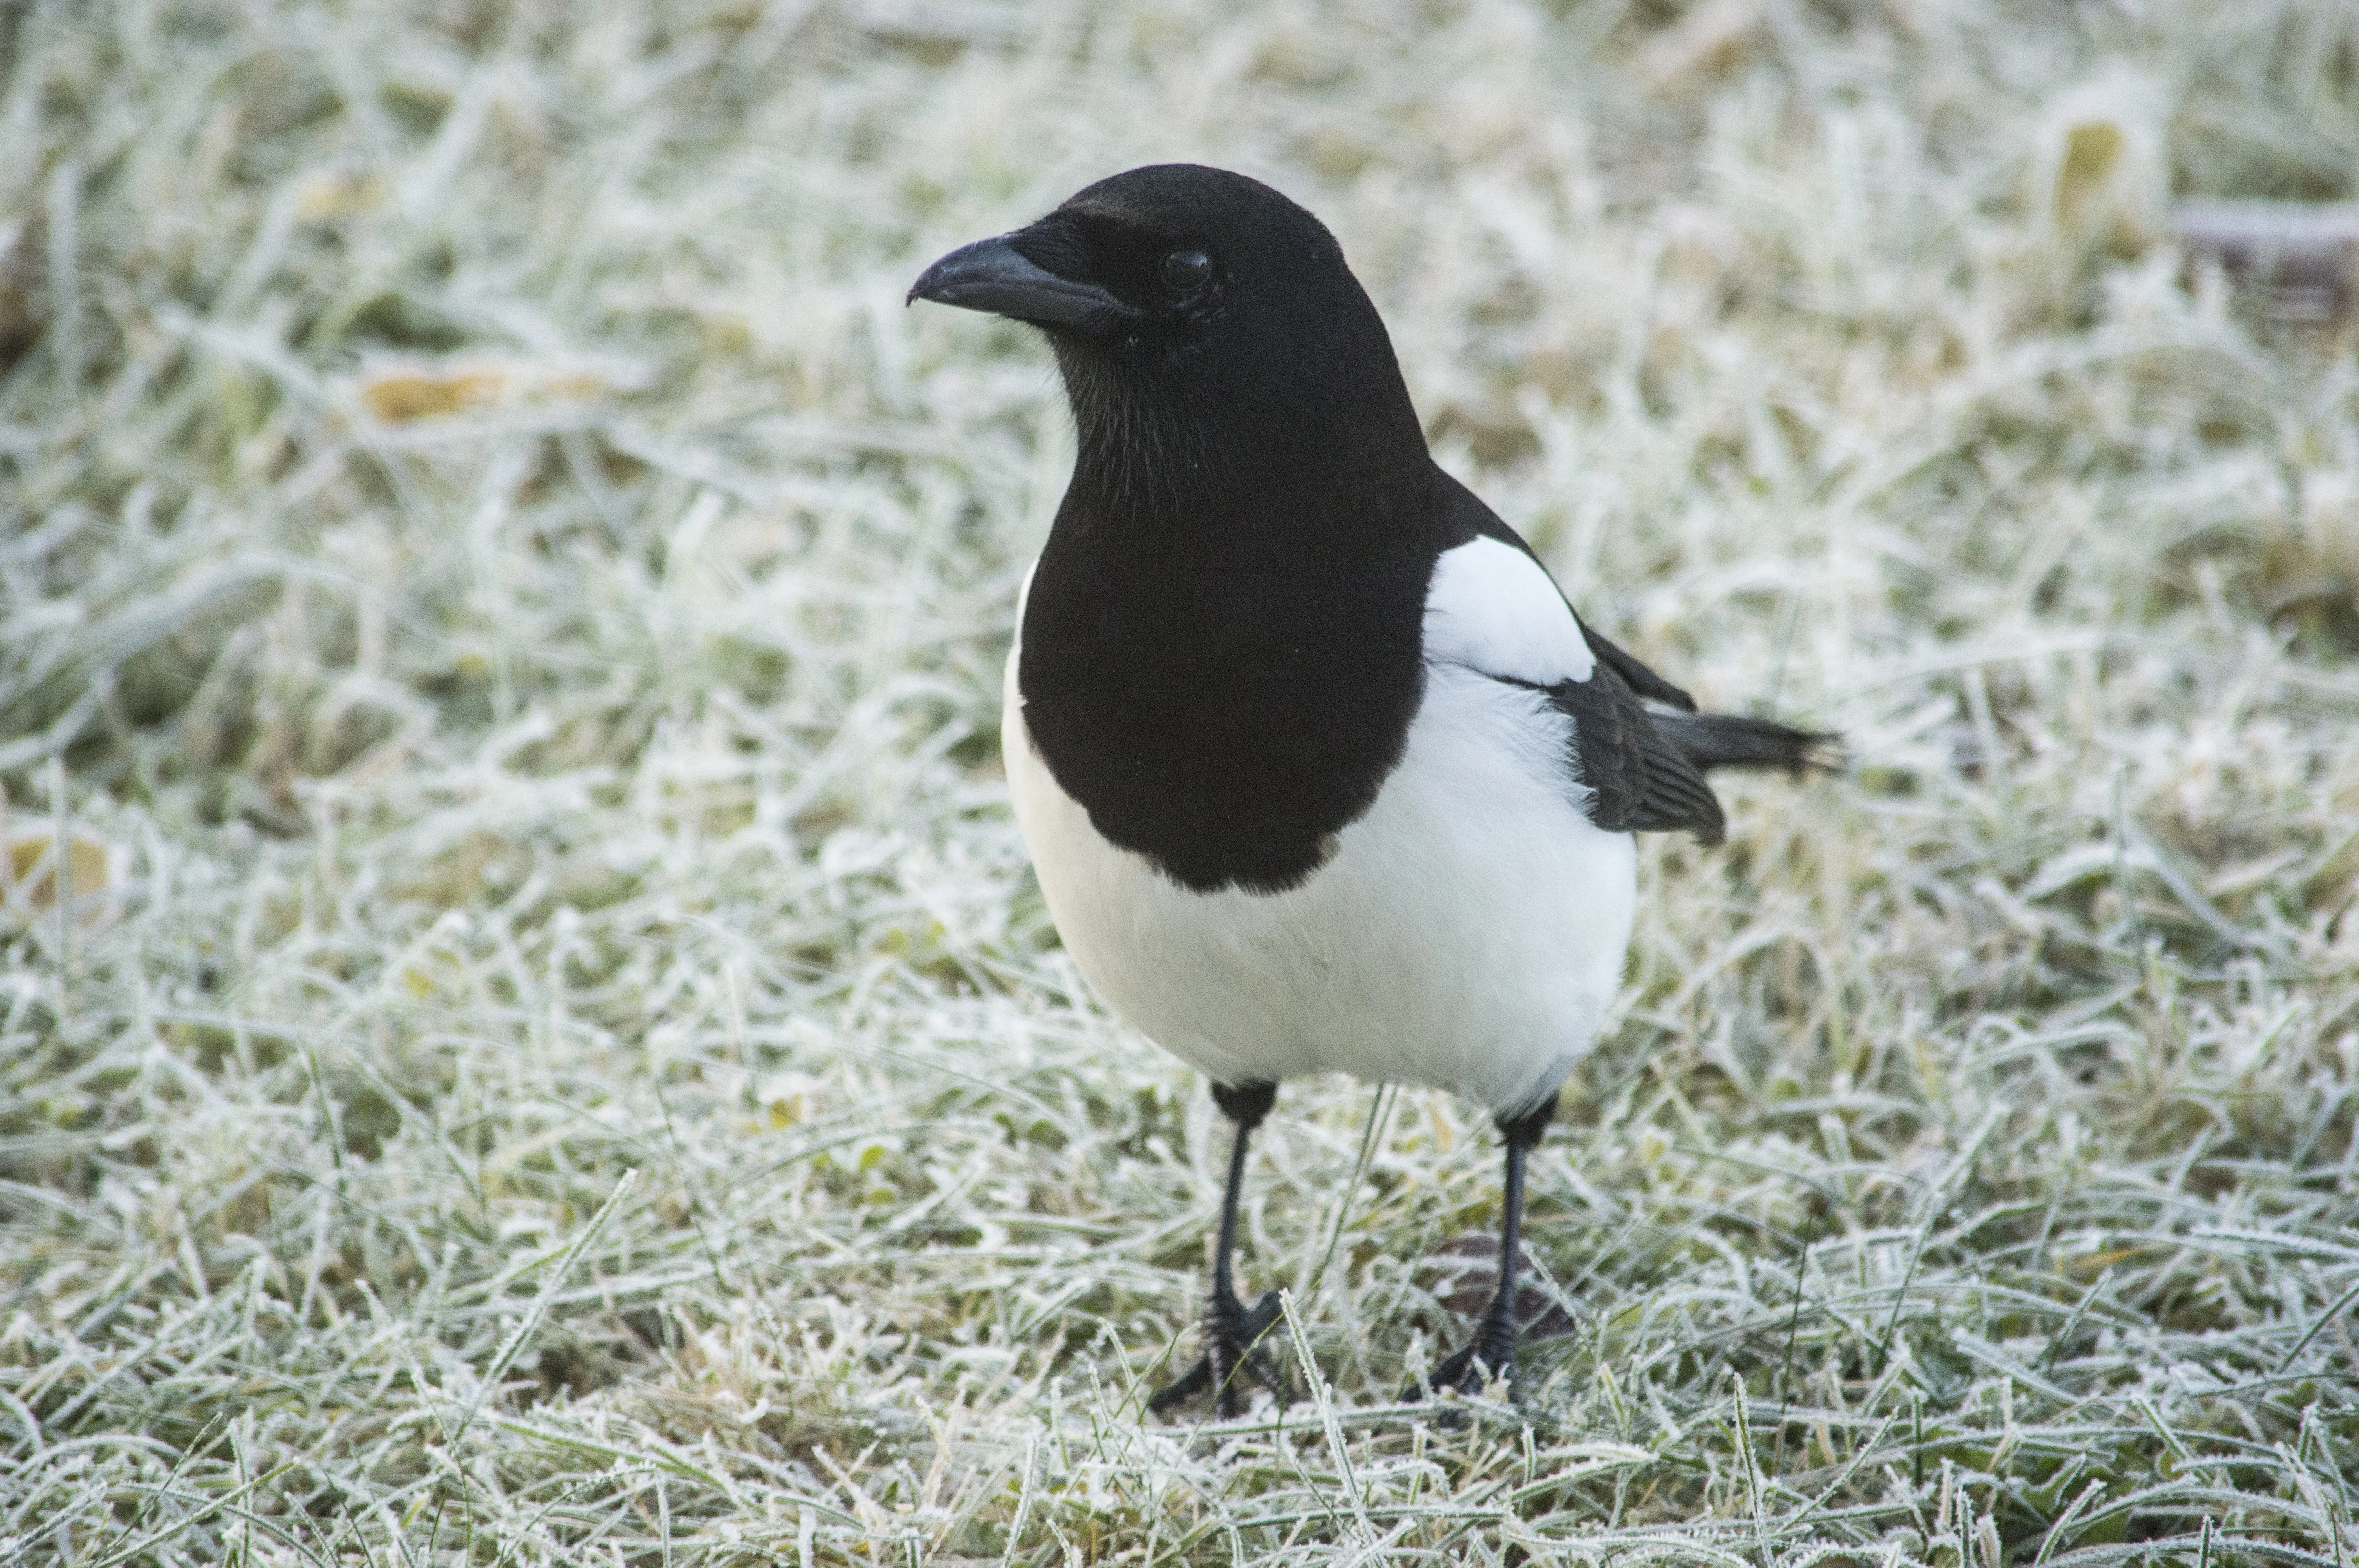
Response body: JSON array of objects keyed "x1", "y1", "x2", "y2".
[{"x1": 1422, "y1": 533, "x2": 1727, "y2": 841}]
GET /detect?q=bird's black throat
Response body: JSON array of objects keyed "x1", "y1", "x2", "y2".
[{"x1": 1017, "y1": 341, "x2": 1447, "y2": 895}]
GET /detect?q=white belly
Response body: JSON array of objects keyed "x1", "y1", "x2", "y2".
[{"x1": 1002, "y1": 650, "x2": 1637, "y2": 1115}]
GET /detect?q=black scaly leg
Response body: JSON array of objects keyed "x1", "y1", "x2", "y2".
[
  {"x1": 1149, "y1": 1080, "x2": 1285, "y2": 1418},
  {"x1": 1407, "y1": 1091, "x2": 1558, "y2": 1402}
]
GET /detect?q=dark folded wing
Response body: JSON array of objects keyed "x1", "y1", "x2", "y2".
[
  {"x1": 1539, "y1": 664, "x2": 1727, "y2": 842},
  {"x1": 1426, "y1": 474, "x2": 1825, "y2": 841},
  {"x1": 1574, "y1": 617, "x2": 1697, "y2": 712},
  {"x1": 1421, "y1": 529, "x2": 1729, "y2": 842}
]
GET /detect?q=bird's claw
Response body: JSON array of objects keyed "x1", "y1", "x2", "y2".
[
  {"x1": 1149, "y1": 1287, "x2": 1287, "y2": 1417},
  {"x1": 1401, "y1": 1317, "x2": 1517, "y2": 1410}
]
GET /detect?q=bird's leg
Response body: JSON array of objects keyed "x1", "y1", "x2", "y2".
[
  {"x1": 1149, "y1": 1080, "x2": 1285, "y2": 1418},
  {"x1": 1408, "y1": 1092, "x2": 1556, "y2": 1403}
]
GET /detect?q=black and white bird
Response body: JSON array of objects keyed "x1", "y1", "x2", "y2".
[{"x1": 910, "y1": 165, "x2": 1826, "y2": 1416}]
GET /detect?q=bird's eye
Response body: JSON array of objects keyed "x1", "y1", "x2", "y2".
[{"x1": 1158, "y1": 249, "x2": 1212, "y2": 294}]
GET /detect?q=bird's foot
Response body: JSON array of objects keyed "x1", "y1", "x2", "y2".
[
  {"x1": 1402, "y1": 1315, "x2": 1517, "y2": 1407},
  {"x1": 1149, "y1": 1287, "x2": 1287, "y2": 1418}
]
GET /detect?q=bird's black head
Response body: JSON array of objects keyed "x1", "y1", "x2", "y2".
[{"x1": 910, "y1": 165, "x2": 1433, "y2": 538}]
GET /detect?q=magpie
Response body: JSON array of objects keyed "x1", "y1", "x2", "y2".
[{"x1": 910, "y1": 165, "x2": 1826, "y2": 1417}]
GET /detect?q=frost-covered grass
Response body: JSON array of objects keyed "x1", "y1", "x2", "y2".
[{"x1": 5, "y1": 1, "x2": 2359, "y2": 1563}]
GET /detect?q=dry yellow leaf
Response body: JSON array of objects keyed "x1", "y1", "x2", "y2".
[
  {"x1": 5, "y1": 833, "x2": 112, "y2": 911},
  {"x1": 293, "y1": 170, "x2": 388, "y2": 221},
  {"x1": 360, "y1": 369, "x2": 506, "y2": 423}
]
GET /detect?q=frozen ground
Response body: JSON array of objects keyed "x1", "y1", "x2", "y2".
[{"x1": 4, "y1": 1, "x2": 2358, "y2": 1563}]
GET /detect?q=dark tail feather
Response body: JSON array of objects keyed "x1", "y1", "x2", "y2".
[{"x1": 1654, "y1": 711, "x2": 1838, "y2": 775}]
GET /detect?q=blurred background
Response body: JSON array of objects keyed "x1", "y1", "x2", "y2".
[{"x1": 4, "y1": 2, "x2": 2357, "y2": 1563}]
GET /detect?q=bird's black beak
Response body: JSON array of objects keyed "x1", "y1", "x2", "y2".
[{"x1": 907, "y1": 234, "x2": 1132, "y2": 328}]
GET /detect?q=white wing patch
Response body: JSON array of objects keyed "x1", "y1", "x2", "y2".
[{"x1": 1421, "y1": 535, "x2": 1595, "y2": 686}]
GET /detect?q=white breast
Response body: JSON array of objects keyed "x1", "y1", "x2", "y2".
[{"x1": 1002, "y1": 561, "x2": 1636, "y2": 1114}]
